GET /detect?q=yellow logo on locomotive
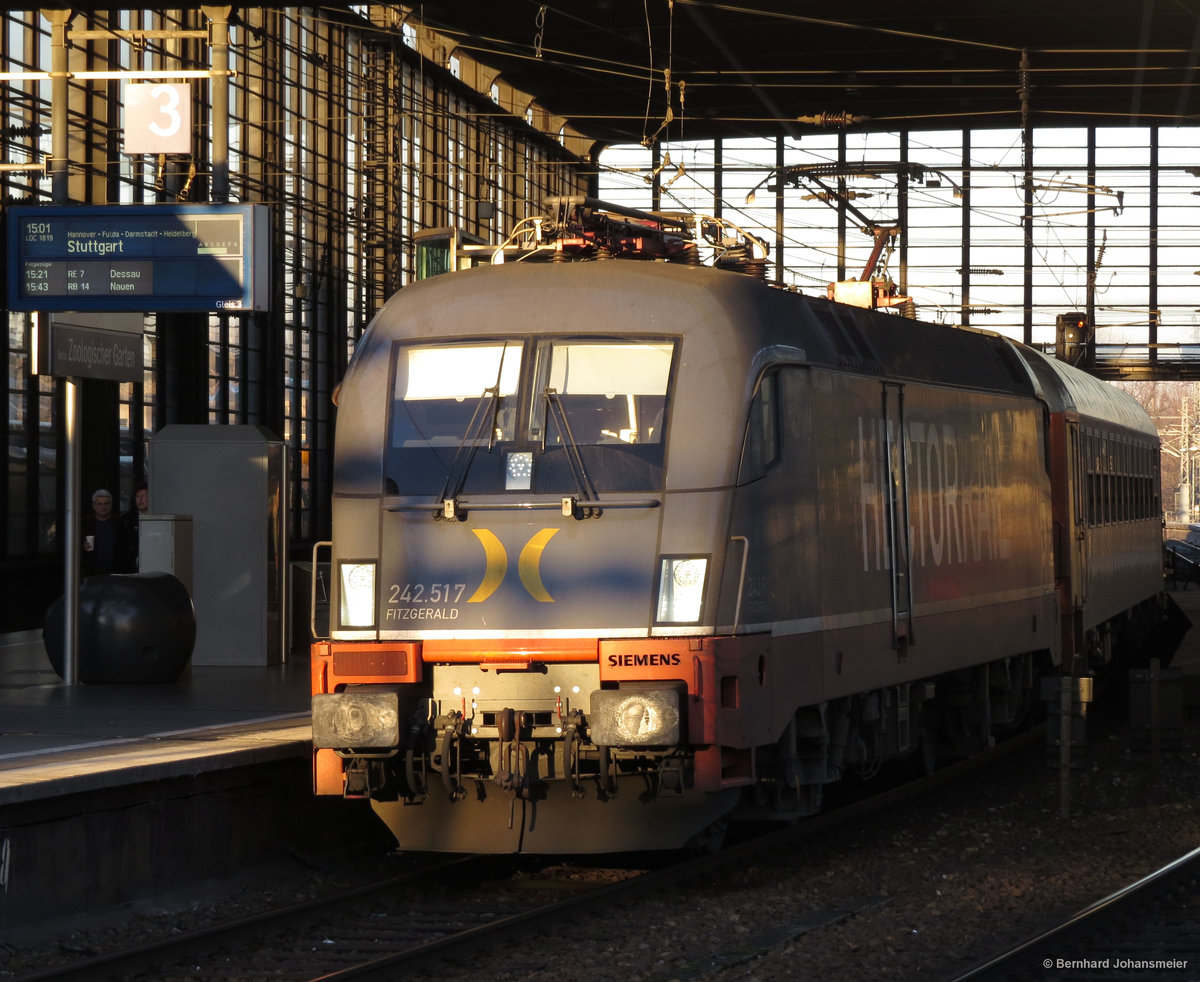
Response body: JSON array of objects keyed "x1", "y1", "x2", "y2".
[{"x1": 468, "y1": 528, "x2": 559, "y2": 603}]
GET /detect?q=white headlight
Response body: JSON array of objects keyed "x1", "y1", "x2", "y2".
[
  {"x1": 339, "y1": 561, "x2": 376, "y2": 627},
  {"x1": 656, "y1": 556, "x2": 707, "y2": 623}
]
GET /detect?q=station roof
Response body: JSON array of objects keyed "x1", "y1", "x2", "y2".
[{"x1": 414, "y1": 1, "x2": 1200, "y2": 144}]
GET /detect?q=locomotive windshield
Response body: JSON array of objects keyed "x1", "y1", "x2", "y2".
[
  {"x1": 387, "y1": 336, "x2": 675, "y2": 497},
  {"x1": 531, "y1": 341, "x2": 672, "y2": 446},
  {"x1": 391, "y1": 341, "x2": 522, "y2": 448}
]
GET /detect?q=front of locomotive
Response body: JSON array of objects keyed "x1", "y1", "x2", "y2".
[{"x1": 311, "y1": 260, "x2": 757, "y2": 853}]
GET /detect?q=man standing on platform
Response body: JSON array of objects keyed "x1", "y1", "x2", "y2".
[
  {"x1": 82, "y1": 488, "x2": 118, "y2": 576},
  {"x1": 119, "y1": 479, "x2": 148, "y2": 572}
]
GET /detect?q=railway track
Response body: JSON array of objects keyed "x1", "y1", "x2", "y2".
[
  {"x1": 12, "y1": 728, "x2": 1045, "y2": 982},
  {"x1": 9, "y1": 853, "x2": 635, "y2": 982},
  {"x1": 947, "y1": 844, "x2": 1200, "y2": 982}
]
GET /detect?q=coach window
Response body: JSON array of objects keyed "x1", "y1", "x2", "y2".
[
  {"x1": 1115, "y1": 441, "x2": 1124, "y2": 522},
  {"x1": 1126, "y1": 444, "x2": 1133, "y2": 520},
  {"x1": 1101, "y1": 437, "x2": 1109, "y2": 524},
  {"x1": 1080, "y1": 427, "x2": 1089, "y2": 528},
  {"x1": 1113, "y1": 441, "x2": 1122, "y2": 522},
  {"x1": 1104, "y1": 436, "x2": 1112, "y2": 523},
  {"x1": 1144, "y1": 445, "x2": 1154, "y2": 518},
  {"x1": 1089, "y1": 427, "x2": 1099, "y2": 521},
  {"x1": 1134, "y1": 445, "x2": 1142, "y2": 518},
  {"x1": 1144, "y1": 444, "x2": 1151, "y2": 517},
  {"x1": 1104, "y1": 439, "x2": 1113, "y2": 523}
]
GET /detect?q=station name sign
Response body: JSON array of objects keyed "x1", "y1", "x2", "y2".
[{"x1": 7, "y1": 203, "x2": 270, "y2": 312}]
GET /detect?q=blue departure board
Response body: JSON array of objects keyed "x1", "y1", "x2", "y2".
[{"x1": 7, "y1": 204, "x2": 271, "y2": 312}]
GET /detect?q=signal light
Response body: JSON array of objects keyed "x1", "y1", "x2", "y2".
[{"x1": 1055, "y1": 311, "x2": 1089, "y2": 364}]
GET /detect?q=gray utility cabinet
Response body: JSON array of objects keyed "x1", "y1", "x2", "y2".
[{"x1": 150, "y1": 425, "x2": 287, "y2": 666}]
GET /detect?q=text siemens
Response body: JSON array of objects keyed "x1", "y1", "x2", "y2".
[{"x1": 606, "y1": 653, "x2": 681, "y2": 667}]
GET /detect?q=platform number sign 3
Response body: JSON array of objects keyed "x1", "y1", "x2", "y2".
[{"x1": 123, "y1": 83, "x2": 191, "y2": 155}]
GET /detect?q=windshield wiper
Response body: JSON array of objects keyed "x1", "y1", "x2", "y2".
[
  {"x1": 438, "y1": 384, "x2": 501, "y2": 519},
  {"x1": 437, "y1": 343, "x2": 514, "y2": 520},
  {"x1": 543, "y1": 387, "x2": 602, "y2": 518}
]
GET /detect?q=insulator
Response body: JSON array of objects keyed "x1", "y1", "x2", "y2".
[
  {"x1": 796, "y1": 112, "x2": 867, "y2": 128},
  {"x1": 720, "y1": 259, "x2": 770, "y2": 280}
]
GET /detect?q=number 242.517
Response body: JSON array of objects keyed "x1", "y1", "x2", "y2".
[{"x1": 389, "y1": 583, "x2": 465, "y2": 604}]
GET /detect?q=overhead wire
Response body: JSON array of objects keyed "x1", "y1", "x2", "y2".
[{"x1": 594, "y1": 130, "x2": 1139, "y2": 316}]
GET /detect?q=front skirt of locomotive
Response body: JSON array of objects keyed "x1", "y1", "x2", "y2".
[
  {"x1": 372, "y1": 782, "x2": 739, "y2": 854},
  {"x1": 313, "y1": 656, "x2": 737, "y2": 853}
]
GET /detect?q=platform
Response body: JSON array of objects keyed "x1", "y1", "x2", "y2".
[
  {"x1": 0, "y1": 632, "x2": 387, "y2": 935},
  {"x1": 0, "y1": 629, "x2": 311, "y2": 806}
]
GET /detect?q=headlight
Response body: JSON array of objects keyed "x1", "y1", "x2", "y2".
[
  {"x1": 655, "y1": 556, "x2": 707, "y2": 623},
  {"x1": 339, "y1": 561, "x2": 377, "y2": 627},
  {"x1": 590, "y1": 687, "x2": 681, "y2": 747},
  {"x1": 312, "y1": 690, "x2": 401, "y2": 749}
]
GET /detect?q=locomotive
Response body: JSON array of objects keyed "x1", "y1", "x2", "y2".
[{"x1": 310, "y1": 199, "x2": 1164, "y2": 853}]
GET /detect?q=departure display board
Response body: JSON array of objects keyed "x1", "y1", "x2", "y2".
[{"x1": 7, "y1": 204, "x2": 270, "y2": 312}]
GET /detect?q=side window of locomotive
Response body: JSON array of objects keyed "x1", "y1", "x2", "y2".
[
  {"x1": 528, "y1": 339, "x2": 675, "y2": 492},
  {"x1": 738, "y1": 370, "x2": 780, "y2": 484},
  {"x1": 387, "y1": 341, "x2": 522, "y2": 494}
]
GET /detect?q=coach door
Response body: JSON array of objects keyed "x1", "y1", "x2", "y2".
[
  {"x1": 1063, "y1": 420, "x2": 1089, "y2": 669},
  {"x1": 882, "y1": 382, "x2": 914, "y2": 648}
]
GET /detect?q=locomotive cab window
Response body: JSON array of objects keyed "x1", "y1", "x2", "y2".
[
  {"x1": 527, "y1": 338, "x2": 676, "y2": 493},
  {"x1": 529, "y1": 340, "x2": 673, "y2": 446},
  {"x1": 388, "y1": 341, "x2": 523, "y2": 495},
  {"x1": 392, "y1": 342, "x2": 522, "y2": 447}
]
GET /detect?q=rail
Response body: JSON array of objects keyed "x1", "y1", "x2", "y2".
[
  {"x1": 1165, "y1": 538, "x2": 1200, "y2": 585},
  {"x1": 13, "y1": 728, "x2": 1045, "y2": 982},
  {"x1": 945, "y1": 843, "x2": 1200, "y2": 981}
]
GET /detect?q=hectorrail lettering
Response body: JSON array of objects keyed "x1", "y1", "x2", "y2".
[{"x1": 858, "y1": 413, "x2": 1008, "y2": 572}]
